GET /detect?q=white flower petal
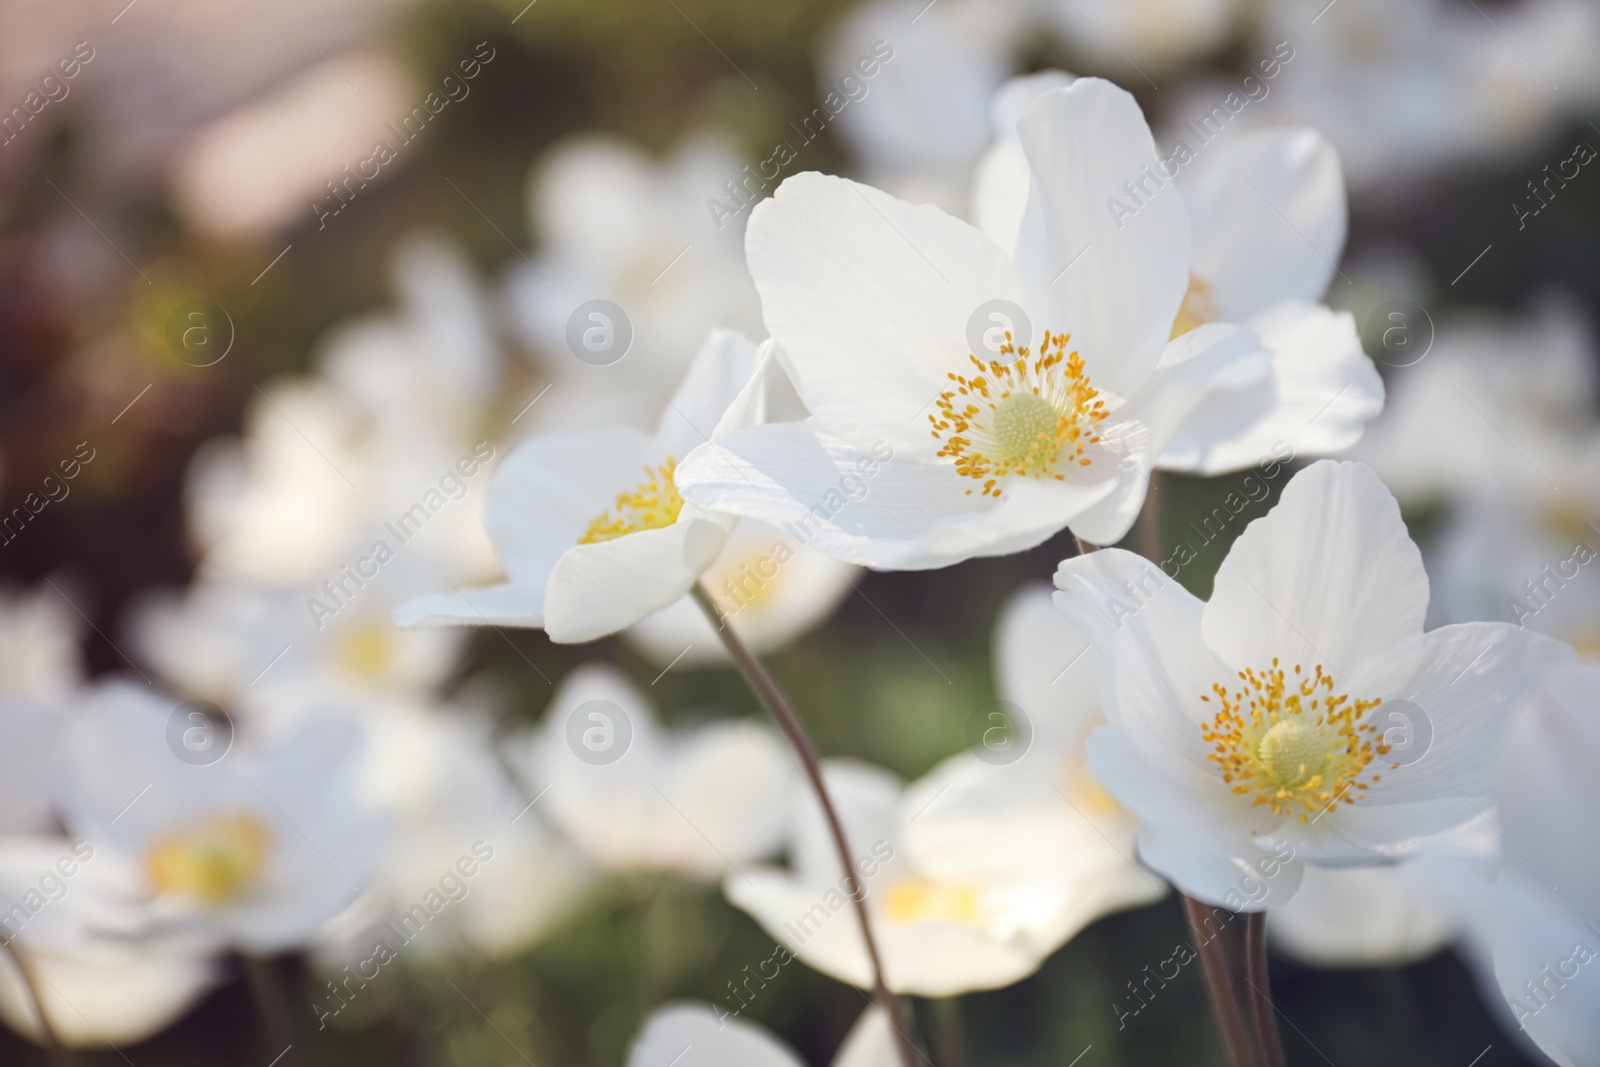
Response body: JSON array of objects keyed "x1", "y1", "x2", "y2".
[
  {"x1": 1013, "y1": 78, "x2": 1191, "y2": 400},
  {"x1": 676, "y1": 423, "x2": 1113, "y2": 569},
  {"x1": 1269, "y1": 864, "x2": 1453, "y2": 968},
  {"x1": 993, "y1": 584, "x2": 1100, "y2": 754},
  {"x1": 1182, "y1": 129, "x2": 1347, "y2": 319},
  {"x1": 1203, "y1": 461, "x2": 1428, "y2": 696},
  {"x1": 655, "y1": 329, "x2": 762, "y2": 457},
  {"x1": 1159, "y1": 302, "x2": 1383, "y2": 475},
  {"x1": 971, "y1": 70, "x2": 1078, "y2": 255},
  {"x1": 543, "y1": 511, "x2": 730, "y2": 643},
  {"x1": 392, "y1": 582, "x2": 545, "y2": 628},
  {"x1": 746, "y1": 172, "x2": 1029, "y2": 456},
  {"x1": 1135, "y1": 819, "x2": 1303, "y2": 912}
]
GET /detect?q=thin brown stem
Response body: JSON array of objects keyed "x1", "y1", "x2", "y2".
[
  {"x1": 0, "y1": 938, "x2": 73, "y2": 1067},
  {"x1": 1245, "y1": 912, "x2": 1287, "y2": 1067},
  {"x1": 691, "y1": 583, "x2": 921, "y2": 1067},
  {"x1": 1139, "y1": 471, "x2": 1163, "y2": 564},
  {"x1": 1182, "y1": 895, "x2": 1259, "y2": 1067},
  {"x1": 243, "y1": 955, "x2": 300, "y2": 1066}
]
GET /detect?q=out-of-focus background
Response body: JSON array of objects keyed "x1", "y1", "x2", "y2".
[{"x1": 1, "y1": 0, "x2": 1598, "y2": 1063}]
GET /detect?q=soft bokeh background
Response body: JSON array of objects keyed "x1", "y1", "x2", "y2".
[{"x1": 2, "y1": 0, "x2": 1598, "y2": 1063}]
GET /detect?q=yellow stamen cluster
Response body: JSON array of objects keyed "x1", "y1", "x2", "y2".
[
  {"x1": 885, "y1": 877, "x2": 983, "y2": 926},
  {"x1": 146, "y1": 812, "x2": 275, "y2": 904},
  {"x1": 578, "y1": 458, "x2": 684, "y2": 544},
  {"x1": 1199, "y1": 660, "x2": 1387, "y2": 824},
  {"x1": 1171, "y1": 275, "x2": 1219, "y2": 339},
  {"x1": 928, "y1": 330, "x2": 1109, "y2": 498}
]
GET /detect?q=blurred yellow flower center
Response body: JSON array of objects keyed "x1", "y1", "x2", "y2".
[
  {"x1": 338, "y1": 619, "x2": 394, "y2": 679},
  {"x1": 146, "y1": 812, "x2": 274, "y2": 904},
  {"x1": 1200, "y1": 660, "x2": 1386, "y2": 824},
  {"x1": 1171, "y1": 275, "x2": 1218, "y2": 339},
  {"x1": 930, "y1": 330, "x2": 1108, "y2": 498},
  {"x1": 885, "y1": 878, "x2": 982, "y2": 926},
  {"x1": 579, "y1": 458, "x2": 684, "y2": 544}
]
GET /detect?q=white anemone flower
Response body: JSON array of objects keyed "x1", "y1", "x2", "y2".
[
  {"x1": 676, "y1": 78, "x2": 1277, "y2": 563},
  {"x1": 630, "y1": 1002, "x2": 893, "y2": 1067},
  {"x1": 728, "y1": 750, "x2": 1156, "y2": 997},
  {"x1": 1052, "y1": 460, "x2": 1575, "y2": 908},
  {"x1": 504, "y1": 665, "x2": 793, "y2": 880},
  {"x1": 395, "y1": 329, "x2": 758, "y2": 643},
  {"x1": 1433, "y1": 664, "x2": 1600, "y2": 1067},
  {"x1": 60, "y1": 682, "x2": 389, "y2": 954},
  {"x1": 1268, "y1": 863, "x2": 1453, "y2": 968},
  {"x1": 974, "y1": 73, "x2": 1383, "y2": 474},
  {"x1": 0, "y1": 836, "x2": 219, "y2": 1048}
]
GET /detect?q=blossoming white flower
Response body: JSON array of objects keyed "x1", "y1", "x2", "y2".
[
  {"x1": 60, "y1": 681, "x2": 389, "y2": 953},
  {"x1": 1053, "y1": 460, "x2": 1575, "y2": 908},
  {"x1": 974, "y1": 73, "x2": 1383, "y2": 475},
  {"x1": 630, "y1": 1002, "x2": 893, "y2": 1067},
  {"x1": 395, "y1": 329, "x2": 758, "y2": 643},
  {"x1": 1435, "y1": 664, "x2": 1600, "y2": 1067},
  {"x1": 0, "y1": 836, "x2": 219, "y2": 1047},
  {"x1": 504, "y1": 664, "x2": 793, "y2": 880},
  {"x1": 727, "y1": 740, "x2": 1159, "y2": 997},
  {"x1": 677, "y1": 78, "x2": 1279, "y2": 563}
]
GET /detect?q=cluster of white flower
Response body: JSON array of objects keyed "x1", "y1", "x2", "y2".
[{"x1": 3, "y1": 0, "x2": 1598, "y2": 1063}]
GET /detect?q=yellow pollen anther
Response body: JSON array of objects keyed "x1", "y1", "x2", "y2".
[
  {"x1": 1199, "y1": 660, "x2": 1386, "y2": 824},
  {"x1": 885, "y1": 878, "x2": 983, "y2": 926},
  {"x1": 928, "y1": 330, "x2": 1109, "y2": 497},
  {"x1": 146, "y1": 812, "x2": 275, "y2": 904},
  {"x1": 579, "y1": 457, "x2": 684, "y2": 544}
]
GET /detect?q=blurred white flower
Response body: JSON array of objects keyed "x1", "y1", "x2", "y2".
[
  {"x1": 820, "y1": 0, "x2": 1019, "y2": 213},
  {"x1": 1268, "y1": 864, "x2": 1453, "y2": 968},
  {"x1": 1443, "y1": 664, "x2": 1600, "y2": 1067},
  {"x1": 975, "y1": 74, "x2": 1383, "y2": 474},
  {"x1": 0, "y1": 585, "x2": 82, "y2": 700},
  {"x1": 728, "y1": 745, "x2": 1158, "y2": 997},
  {"x1": 1036, "y1": 0, "x2": 1239, "y2": 74},
  {"x1": 396, "y1": 329, "x2": 758, "y2": 643},
  {"x1": 1350, "y1": 300, "x2": 1596, "y2": 507},
  {"x1": 0, "y1": 836, "x2": 219, "y2": 1048},
  {"x1": 504, "y1": 134, "x2": 763, "y2": 427},
  {"x1": 1053, "y1": 461, "x2": 1574, "y2": 908},
  {"x1": 630, "y1": 1001, "x2": 894, "y2": 1067},
  {"x1": 504, "y1": 664, "x2": 793, "y2": 880},
  {"x1": 60, "y1": 682, "x2": 389, "y2": 954},
  {"x1": 315, "y1": 698, "x2": 587, "y2": 967},
  {"x1": 188, "y1": 236, "x2": 502, "y2": 588},
  {"x1": 678, "y1": 78, "x2": 1275, "y2": 560},
  {"x1": 1195, "y1": 0, "x2": 1600, "y2": 189}
]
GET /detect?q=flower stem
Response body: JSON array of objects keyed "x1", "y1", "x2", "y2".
[
  {"x1": 1245, "y1": 912, "x2": 1287, "y2": 1067},
  {"x1": 691, "y1": 583, "x2": 922, "y2": 1067},
  {"x1": 931, "y1": 996, "x2": 965, "y2": 1067},
  {"x1": 1181, "y1": 895, "x2": 1259, "y2": 1067},
  {"x1": 243, "y1": 955, "x2": 300, "y2": 1067},
  {"x1": 0, "y1": 938, "x2": 74, "y2": 1066}
]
